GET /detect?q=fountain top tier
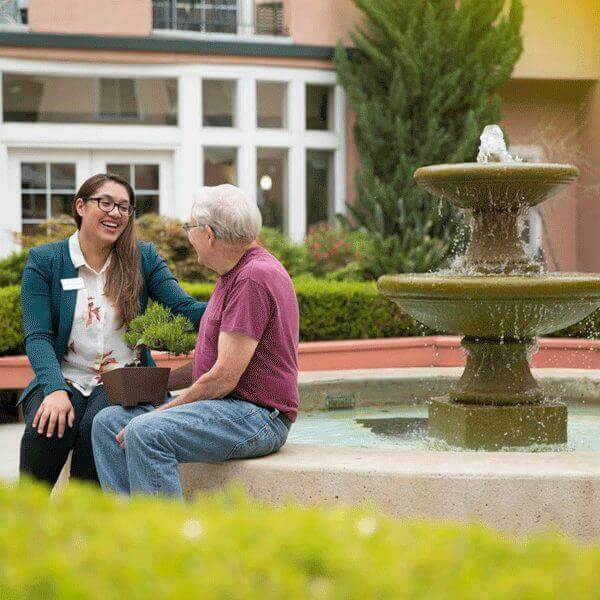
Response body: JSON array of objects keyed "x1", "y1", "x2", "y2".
[
  {"x1": 414, "y1": 125, "x2": 578, "y2": 274},
  {"x1": 414, "y1": 162, "x2": 579, "y2": 213}
]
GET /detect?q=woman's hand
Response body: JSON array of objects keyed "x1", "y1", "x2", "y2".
[{"x1": 32, "y1": 390, "x2": 75, "y2": 438}]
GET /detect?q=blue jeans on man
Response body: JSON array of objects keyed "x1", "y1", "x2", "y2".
[{"x1": 92, "y1": 398, "x2": 290, "y2": 497}]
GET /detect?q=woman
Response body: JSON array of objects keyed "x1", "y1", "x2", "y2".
[{"x1": 19, "y1": 173, "x2": 206, "y2": 487}]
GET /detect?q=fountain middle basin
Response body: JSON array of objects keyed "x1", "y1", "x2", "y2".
[{"x1": 377, "y1": 273, "x2": 600, "y2": 338}]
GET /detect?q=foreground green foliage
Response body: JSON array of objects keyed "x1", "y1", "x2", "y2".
[
  {"x1": 335, "y1": 0, "x2": 524, "y2": 275},
  {"x1": 0, "y1": 480, "x2": 599, "y2": 599},
  {"x1": 124, "y1": 303, "x2": 197, "y2": 356}
]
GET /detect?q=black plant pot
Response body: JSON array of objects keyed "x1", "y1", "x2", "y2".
[{"x1": 101, "y1": 367, "x2": 170, "y2": 407}]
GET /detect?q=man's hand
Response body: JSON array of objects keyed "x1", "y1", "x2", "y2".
[
  {"x1": 116, "y1": 427, "x2": 126, "y2": 447},
  {"x1": 32, "y1": 390, "x2": 75, "y2": 438},
  {"x1": 115, "y1": 404, "x2": 170, "y2": 446}
]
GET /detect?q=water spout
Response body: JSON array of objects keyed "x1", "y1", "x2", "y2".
[{"x1": 477, "y1": 124, "x2": 521, "y2": 163}]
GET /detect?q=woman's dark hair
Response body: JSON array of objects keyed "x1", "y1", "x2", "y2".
[{"x1": 74, "y1": 173, "x2": 142, "y2": 327}]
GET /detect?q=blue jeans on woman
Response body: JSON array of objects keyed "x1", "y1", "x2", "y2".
[{"x1": 91, "y1": 398, "x2": 290, "y2": 498}]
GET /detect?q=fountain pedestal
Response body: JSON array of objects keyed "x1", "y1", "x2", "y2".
[
  {"x1": 430, "y1": 337, "x2": 567, "y2": 448},
  {"x1": 428, "y1": 398, "x2": 567, "y2": 449}
]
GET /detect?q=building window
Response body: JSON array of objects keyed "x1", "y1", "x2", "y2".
[
  {"x1": 2, "y1": 75, "x2": 177, "y2": 125},
  {"x1": 255, "y1": 2, "x2": 288, "y2": 36},
  {"x1": 306, "y1": 150, "x2": 334, "y2": 230},
  {"x1": 99, "y1": 79, "x2": 139, "y2": 121},
  {"x1": 153, "y1": 1, "x2": 238, "y2": 34},
  {"x1": 202, "y1": 79, "x2": 236, "y2": 127},
  {"x1": 106, "y1": 164, "x2": 160, "y2": 216},
  {"x1": 203, "y1": 147, "x2": 237, "y2": 186},
  {"x1": 257, "y1": 148, "x2": 287, "y2": 231},
  {"x1": 306, "y1": 85, "x2": 333, "y2": 131},
  {"x1": 257, "y1": 81, "x2": 287, "y2": 129},
  {"x1": 21, "y1": 162, "x2": 76, "y2": 234}
]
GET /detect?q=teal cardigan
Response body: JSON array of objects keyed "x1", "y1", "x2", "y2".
[{"x1": 19, "y1": 239, "x2": 207, "y2": 406}]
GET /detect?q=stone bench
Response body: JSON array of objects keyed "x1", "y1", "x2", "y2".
[{"x1": 178, "y1": 443, "x2": 600, "y2": 543}]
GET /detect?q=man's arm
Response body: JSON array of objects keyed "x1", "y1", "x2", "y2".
[
  {"x1": 159, "y1": 331, "x2": 259, "y2": 410},
  {"x1": 116, "y1": 331, "x2": 258, "y2": 444},
  {"x1": 167, "y1": 361, "x2": 194, "y2": 391}
]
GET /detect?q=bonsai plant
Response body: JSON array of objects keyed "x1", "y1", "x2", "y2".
[{"x1": 101, "y1": 303, "x2": 197, "y2": 407}]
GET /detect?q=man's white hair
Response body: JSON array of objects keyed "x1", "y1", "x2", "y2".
[{"x1": 191, "y1": 184, "x2": 262, "y2": 244}]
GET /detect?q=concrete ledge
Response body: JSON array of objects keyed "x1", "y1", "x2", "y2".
[
  {"x1": 298, "y1": 368, "x2": 600, "y2": 409},
  {"x1": 179, "y1": 444, "x2": 600, "y2": 542}
]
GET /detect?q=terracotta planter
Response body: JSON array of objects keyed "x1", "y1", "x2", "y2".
[
  {"x1": 101, "y1": 366, "x2": 170, "y2": 407},
  {"x1": 1, "y1": 338, "x2": 599, "y2": 390},
  {"x1": 297, "y1": 336, "x2": 600, "y2": 371}
]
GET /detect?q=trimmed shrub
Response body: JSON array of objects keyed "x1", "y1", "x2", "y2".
[
  {"x1": 0, "y1": 251, "x2": 28, "y2": 287},
  {"x1": 296, "y1": 278, "x2": 425, "y2": 341},
  {"x1": 19, "y1": 217, "x2": 76, "y2": 248},
  {"x1": 0, "y1": 286, "x2": 23, "y2": 355},
  {"x1": 135, "y1": 214, "x2": 217, "y2": 283},
  {"x1": 1, "y1": 480, "x2": 599, "y2": 599}
]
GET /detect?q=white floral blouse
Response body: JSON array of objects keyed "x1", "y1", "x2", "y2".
[{"x1": 61, "y1": 233, "x2": 138, "y2": 396}]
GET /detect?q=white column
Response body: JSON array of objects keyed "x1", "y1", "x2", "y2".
[
  {"x1": 333, "y1": 84, "x2": 347, "y2": 217},
  {"x1": 288, "y1": 80, "x2": 306, "y2": 241},
  {"x1": 239, "y1": 0, "x2": 255, "y2": 36},
  {"x1": 238, "y1": 77, "x2": 257, "y2": 200},
  {"x1": 0, "y1": 144, "x2": 19, "y2": 257},
  {"x1": 0, "y1": 69, "x2": 3, "y2": 124},
  {"x1": 173, "y1": 73, "x2": 202, "y2": 221}
]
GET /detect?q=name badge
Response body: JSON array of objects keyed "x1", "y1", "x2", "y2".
[{"x1": 61, "y1": 277, "x2": 85, "y2": 291}]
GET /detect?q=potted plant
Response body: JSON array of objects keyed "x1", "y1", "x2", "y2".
[{"x1": 101, "y1": 303, "x2": 197, "y2": 407}]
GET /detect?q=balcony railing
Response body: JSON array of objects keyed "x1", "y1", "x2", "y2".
[{"x1": 152, "y1": 1, "x2": 288, "y2": 37}]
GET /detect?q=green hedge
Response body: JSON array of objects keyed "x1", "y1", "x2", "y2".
[
  {"x1": 181, "y1": 279, "x2": 425, "y2": 342},
  {"x1": 0, "y1": 280, "x2": 598, "y2": 357},
  {"x1": 0, "y1": 251, "x2": 28, "y2": 287},
  {"x1": 0, "y1": 286, "x2": 23, "y2": 355},
  {"x1": 1, "y1": 480, "x2": 599, "y2": 599}
]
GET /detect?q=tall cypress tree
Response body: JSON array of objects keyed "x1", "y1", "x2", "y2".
[{"x1": 335, "y1": 0, "x2": 523, "y2": 275}]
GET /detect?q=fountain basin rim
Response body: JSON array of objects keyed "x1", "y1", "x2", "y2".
[
  {"x1": 377, "y1": 273, "x2": 600, "y2": 299},
  {"x1": 414, "y1": 162, "x2": 579, "y2": 182}
]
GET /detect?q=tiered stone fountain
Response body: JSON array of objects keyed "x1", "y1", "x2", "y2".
[{"x1": 378, "y1": 126, "x2": 600, "y2": 449}]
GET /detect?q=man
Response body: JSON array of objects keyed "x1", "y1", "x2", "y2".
[{"x1": 92, "y1": 184, "x2": 299, "y2": 497}]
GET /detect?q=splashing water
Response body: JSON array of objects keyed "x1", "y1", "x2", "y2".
[{"x1": 477, "y1": 124, "x2": 522, "y2": 163}]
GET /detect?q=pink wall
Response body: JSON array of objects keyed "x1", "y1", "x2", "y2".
[
  {"x1": 577, "y1": 82, "x2": 600, "y2": 272},
  {"x1": 287, "y1": 0, "x2": 361, "y2": 46},
  {"x1": 27, "y1": 0, "x2": 360, "y2": 41},
  {"x1": 29, "y1": 0, "x2": 152, "y2": 36},
  {"x1": 500, "y1": 79, "x2": 596, "y2": 272}
]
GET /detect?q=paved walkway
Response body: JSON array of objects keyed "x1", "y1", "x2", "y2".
[{"x1": 0, "y1": 423, "x2": 23, "y2": 482}]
